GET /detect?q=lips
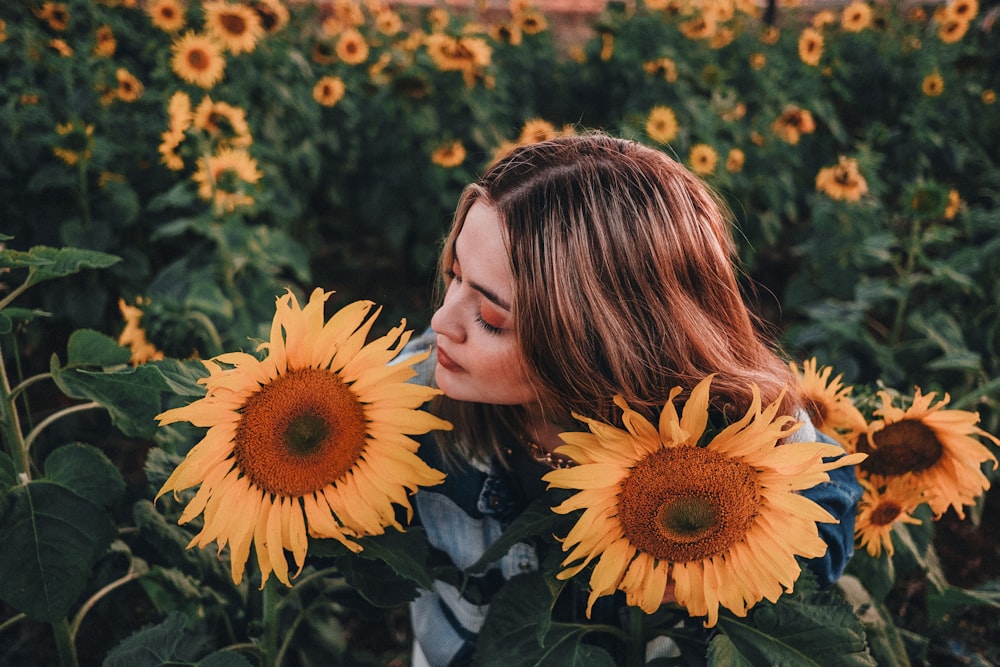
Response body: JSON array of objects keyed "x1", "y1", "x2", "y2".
[{"x1": 436, "y1": 344, "x2": 463, "y2": 372}]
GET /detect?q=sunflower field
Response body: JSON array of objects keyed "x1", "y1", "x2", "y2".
[{"x1": 1, "y1": 0, "x2": 999, "y2": 665}]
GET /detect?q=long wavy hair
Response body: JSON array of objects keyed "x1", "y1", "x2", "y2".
[{"x1": 433, "y1": 132, "x2": 803, "y2": 463}]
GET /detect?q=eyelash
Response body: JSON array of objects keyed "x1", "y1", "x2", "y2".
[
  {"x1": 475, "y1": 315, "x2": 504, "y2": 335},
  {"x1": 444, "y1": 267, "x2": 506, "y2": 335}
]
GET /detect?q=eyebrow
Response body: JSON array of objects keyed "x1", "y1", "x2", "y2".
[{"x1": 452, "y1": 253, "x2": 511, "y2": 311}]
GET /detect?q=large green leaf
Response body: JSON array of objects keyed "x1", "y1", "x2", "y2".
[
  {"x1": 0, "y1": 480, "x2": 116, "y2": 621},
  {"x1": 65, "y1": 328, "x2": 132, "y2": 367},
  {"x1": 474, "y1": 571, "x2": 617, "y2": 667},
  {"x1": 467, "y1": 493, "x2": 575, "y2": 576},
  {"x1": 150, "y1": 358, "x2": 211, "y2": 397},
  {"x1": 103, "y1": 612, "x2": 252, "y2": 667},
  {"x1": 50, "y1": 356, "x2": 170, "y2": 438},
  {"x1": 0, "y1": 245, "x2": 120, "y2": 285},
  {"x1": 715, "y1": 576, "x2": 876, "y2": 667},
  {"x1": 44, "y1": 442, "x2": 125, "y2": 508}
]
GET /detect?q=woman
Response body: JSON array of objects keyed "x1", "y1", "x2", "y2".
[{"x1": 403, "y1": 133, "x2": 861, "y2": 665}]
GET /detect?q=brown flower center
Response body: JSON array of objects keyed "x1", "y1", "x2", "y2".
[
  {"x1": 234, "y1": 367, "x2": 368, "y2": 497},
  {"x1": 871, "y1": 501, "x2": 902, "y2": 527},
  {"x1": 618, "y1": 447, "x2": 761, "y2": 563},
  {"x1": 220, "y1": 13, "x2": 248, "y2": 36},
  {"x1": 857, "y1": 419, "x2": 943, "y2": 476},
  {"x1": 187, "y1": 47, "x2": 209, "y2": 71}
]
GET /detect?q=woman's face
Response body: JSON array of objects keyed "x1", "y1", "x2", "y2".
[{"x1": 430, "y1": 201, "x2": 538, "y2": 405}]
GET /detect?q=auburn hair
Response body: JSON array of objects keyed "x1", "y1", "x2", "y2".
[{"x1": 433, "y1": 133, "x2": 802, "y2": 462}]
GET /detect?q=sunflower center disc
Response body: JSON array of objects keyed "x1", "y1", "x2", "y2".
[
  {"x1": 220, "y1": 15, "x2": 248, "y2": 35},
  {"x1": 234, "y1": 367, "x2": 367, "y2": 497},
  {"x1": 857, "y1": 419, "x2": 943, "y2": 476},
  {"x1": 188, "y1": 50, "x2": 207, "y2": 70},
  {"x1": 871, "y1": 502, "x2": 903, "y2": 527},
  {"x1": 618, "y1": 447, "x2": 761, "y2": 563}
]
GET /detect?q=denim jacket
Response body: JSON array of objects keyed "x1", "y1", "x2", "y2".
[{"x1": 400, "y1": 330, "x2": 864, "y2": 667}]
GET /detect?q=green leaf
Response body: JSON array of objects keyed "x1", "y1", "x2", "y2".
[
  {"x1": 473, "y1": 571, "x2": 617, "y2": 667},
  {"x1": 707, "y1": 634, "x2": 756, "y2": 667},
  {"x1": 337, "y1": 551, "x2": 420, "y2": 607},
  {"x1": 926, "y1": 584, "x2": 1000, "y2": 621},
  {"x1": 150, "y1": 358, "x2": 211, "y2": 397},
  {"x1": 103, "y1": 612, "x2": 251, "y2": 667},
  {"x1": 0, "y1": 480, "x2": 116, "y2": 621},
  {"x1": 0, "y1": 245, "x2": 120, "y2": 286},
  {"x1": 66, "y1": 328, "x2": 131, "y2": 367},
  {"x1": 43, "y1": 443, "x2": 125, "y2": 508},
  {"x1": 715, "y1": 574, "x2": 876, "y2": 667},
  {"x1": 50, "y1": 359, "x2": 170, "y2": 438},
  {"x1": 837, "y1": 575, "x2": 911, "y2": 667}
]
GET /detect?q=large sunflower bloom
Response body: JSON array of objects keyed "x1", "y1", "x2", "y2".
[
  {"x1": 544, "y1": 375, "x2": 865, "y2": 627},
  {"x1": 856, "y1": 389, "x2": 998, "y2": 519},
  {"x1": 156, "y1": 289, "x2": 451, "y2": 587},
  {"x1": 789, "y1": 358, "x2": 867, "y2": 449}
]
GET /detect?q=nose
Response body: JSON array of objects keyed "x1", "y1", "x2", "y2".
[{"x1": 430, "y1": 284, "x2": 466, "y2": 343}]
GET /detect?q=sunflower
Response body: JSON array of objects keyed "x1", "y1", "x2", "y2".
[
  {"x1": 167, "y1": 90, "x2": 193, "y2": 133},
  {"x1": 815, "y1": 156, "x2": 867, "y2": 202},
  {"x1": 599, "y1": 32, "x2": 614, "y2": 61},
  {"x1": 518, "y1": 118, "x2": 558, "y2": 145},
  {"x1": 48, "y1": 38, "x2": 73, "y2": 57},
  {"x1": 431, "y1": 140, "x2": 466, "y2": 168},
  {"x1": 159, "y1": 129, "x2": 186, "y2": 170},
  {"x1": 688, "y1": 143, "x2": 718, "y2": 176},
  {"x1": 250, "y1": 0, "x2": 289, "y2": 34},
  {"x1": 94, "y1": 25, "x2": 117, "y2": 57},
  {"x1": 192, "y1": 147, "x2": 262, "y2": 212},
  {"x1": 982, "y1": 89, "x2": 996, "y2": 105},
  {"x1": 643, "y1": 57, "x2": 678, "y2": 82},
  {"x1": 749, "y1": 52, "x2": 766, "y2": 71},
  {"x1": 148, "y1": 0, "x2": 187, "y2": 32},
  {"x1": 156, "y1": 289, "x2": 451, "y2": 587},
  {"x1": 543, "y1": 376, "x2": 866, "y2": 627},
  {"x1": 118, "y1": 298, "x2": 165, "y2": 365},
  {"x1": 798, "y1": 27, "x2": 823, "y2": 66},
  {"x1": 116, "y1": 68, "x2": 144, "y2": 102},
  {"x1": 812, "y1": 9, "x2": 837, "y2": 27},
  {"x1": 922, "y1": 71, "x2": 944, "y2": 97},
  {"x1": 771, "y1": 106, "x2": 815, "y2": 145},
  {"x1": 514, "y1": 9, "x2": 547, "y2": 35},
  {"x1": 680, "y1": 15, "x2": 715, "y2": 40},
  {"x1": 789, "y1": 359, "x2": 867, "y2": 450},
  {"x1": 938, "y1": 18, "x2": 971, "y2": 43},
  {"x1": 35, "y1": 2, "x2": 70, "y2": 31},
  {"x1": 856, "y1": 389, "x2": 998, "y2": 519},
  {"x1": 192, "y1": 97, "x2": 252, "y2": 146},
  {"x1": 171, "y1": 32, "x2": 226, "y2": 88},
  {"x1": 840, "y1": 1, "x2": 873, "y2": 32},
  {"x1": 943, "y1": 189, "x2": 962, "y2": 219},
  {"x1": 645, "y1": 106, "x2": 679, "y2": 145},
  {"x1": 724, "y1": 147, "x2": 744, "y2": 173},
  {"x1": 941, "y1": 0, "x2": 978, "y2": 23},
  {"x1": 854, "y1": 477, "x2": 924, "y2": 558},
  {"x1": 375, "y1": 8, "x2": 403, "y2": 36},
  {"x1": 335, "y1": 28, "x2": 369, "y2": 64},
  {"x1": 313, "y1": 76, "x2": 346, "y2": 107},
  {"x1": 204, "y1": 0, "x2": 264, "y2": 55}
]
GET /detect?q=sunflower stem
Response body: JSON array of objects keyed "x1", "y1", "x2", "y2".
[
  {"x1": 626, "y1": 606, "x2": 645, "y2": 667},
  {"x1": 260, "y1": 578, "x2": 281, "y2": 666},
  {"x1": 0, "y1": 338, "x2": 32, "y2": 480},
  {"x1": 51, "y1": 617, "x2": 79, "y2": 667}
]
